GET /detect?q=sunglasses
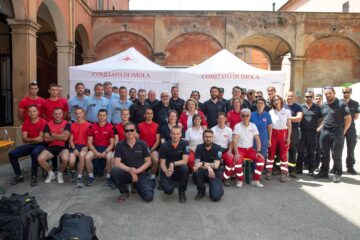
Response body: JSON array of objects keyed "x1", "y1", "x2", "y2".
[
  {"x1": 305, "y1": 96, "x2": 313, "y2": 98},
  {"x1": 241, "y1": 115, "x2": 250, "y2": 118},
  {"x1": 125, "y1": 129, "x2": 135, "y2": 133},
  {"x1": 342, "y1": 91, "x2": 351, "y2": 94}
]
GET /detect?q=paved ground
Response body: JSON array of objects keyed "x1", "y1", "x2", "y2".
[{"x1": 1, "y1": 142, "x2": 360, "y2": 240}]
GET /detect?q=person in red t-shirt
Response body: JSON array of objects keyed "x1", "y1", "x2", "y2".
[
  {"x1": 18, "y1": 81, "x2": 45, "y2": 122},
  {"x1": 8, "y1": 105, "x2": 46, "y2": 186},
  {"x1": 69, "y1": 107, "x2": 91, "y2": 188},
  {"x1": 114, "y1": 109, "x2": 131, "y2": 145},
  {"x1": 226, "y1": 97, "x2": 243, "y2": 130},
  {"x1": 42, "y1": 83, "x2": 69, "y2": 121},
  {"x1": 85, "y1": 109, "x2": 115, "y2": 187},
  {"x1": 37, "y1": 108, "x2": 70, "y2": 184},
  {"x1": 138, "y1": 108, "x2": 160, "y2": 185}
]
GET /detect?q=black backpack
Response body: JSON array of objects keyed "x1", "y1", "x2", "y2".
[
  {"x1": 46, "y1": 213, "x2": 98, "y2": 240},
  {"x1": 0, "y1": 193, "x2": 48, "y2": 240}
]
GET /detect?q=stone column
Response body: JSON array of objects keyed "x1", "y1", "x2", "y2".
[
  {"x1": 289, "y1": 56, "x2": 306, "y2": 98},
  {"x1": 55, "y1": 41, "x2": 75, "y2": 98},
  {"x1": 7, "y1": 19, "x2": 40, "y2": 126},
  {"x1": 82, "y1": 54, "x2": 96, "y2": 64}
]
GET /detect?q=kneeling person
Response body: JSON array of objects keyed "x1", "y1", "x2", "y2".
[
  {"x1": 111, "y1": 122, "x2": 154, "y2": 203},
  {"x1": 159, "y1": 126, "x2": 190, "y2": 203},
  {"x1": 193, "y1": 129, "x2": 224, "y2": 201}
]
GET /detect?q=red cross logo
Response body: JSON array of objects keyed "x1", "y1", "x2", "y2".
[{"x1": 122, "y1": 56, "x2": 132, "y2": 61}]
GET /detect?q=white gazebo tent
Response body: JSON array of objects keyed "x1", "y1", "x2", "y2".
[
  {"x1": 176, "y1": 49, "x2": 286, "y2": 100},
  {"x1": 69, "y1": 47, "x2": 176, "y2": 97}
]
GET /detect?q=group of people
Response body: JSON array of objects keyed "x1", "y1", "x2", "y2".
[{"x1": 7, "y1": 80, "x2": 359, "y2": 203}]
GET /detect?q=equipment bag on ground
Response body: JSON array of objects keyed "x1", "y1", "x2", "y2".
[
  {"x1": 46, "y1": 213, "x2": 98, "y2": 240},
  {"x1": 0, "y1": 193, "x2": 48, "y2": 240}
]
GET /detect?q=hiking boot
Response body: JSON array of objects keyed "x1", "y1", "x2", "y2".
[
  {"x1": 280, "y1": 173, "x2": 287, "y2": 182},
  {"x1": 179, "y1": 192, "x2": 187, "y2": 203},
  {"x1": 57, "y1": 172, "x2": 64, "y2": 184},
  {"x1": 76, "y1": 178, "x2": 84, "y2": 188},
  {"x1": 30, "y1": 176, "x2": 38, "y2": 187},
  {"x1": 45, "y1": 171, "x2": 56, "y2": 183},
  {"x1": 86, "y1": 177, "x2": 95, "y2": 186},
  {"x1": 223, "y1": 179, "x2": 231, "y2": 186},
  {"x1": 195, "y1": 192, "x2": 205, "y2": 201},
  {"x1": 236, "y1": 181, "x2": 243, "y2": 188},
  {"x1": 266, "y1": 171, "x2": 272, "y2": 180},
  {"x1": 333, "y1": 174, "x2": 341, "y2": 183},
  {"x1": 10, "y1": 175, "x2": 24, "y2": 185},
  {"x1": 251, "y1": 180, "x2": 264, "y2": 188},
  {"x1": 347, "y1": 168, "x2": 358, "y2": 175}
]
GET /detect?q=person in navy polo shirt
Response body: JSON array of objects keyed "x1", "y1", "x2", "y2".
[
  {"x1": 193, "y1": 129, "x2": 224, "y2": 201},
  {"x1": 85, "y1": 109, "x2": 115, "y2": 187},
  {"x1": 159, "y1": 125, "x2": 190, "y2": 203},
  {"x1": 111, "y1": 122, "x2": 154, "y2": 203},
  {"x1": 37, "y1": 108, "x2": 70, "y2": 184},
  {"x1": 129, "y1": 89, "x2": 149, "y2": 124},
  {"x1": 170, "y1": 86, "x2": 185, "y2": 116},
  {"x1": 8, "y1": 105, "x2": 46, "y2": 186},
  {"x1": 203, "y1": 86, "x2": 226, "y2": 128}
]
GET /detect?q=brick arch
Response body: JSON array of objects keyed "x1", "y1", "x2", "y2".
[
  {"x1": 304, "y1": 36, "x2": 360, "y2": 88},
  {"x1": 94, "y1": 31, "x2": 153, "y2": 60},
  {"x1": 164, "y1": 33, "x2": 223, "y2": 66}
]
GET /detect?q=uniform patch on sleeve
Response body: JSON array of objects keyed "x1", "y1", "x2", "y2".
[{"x1": 185, "y1": 146, "x2": 190, "y2": 154}]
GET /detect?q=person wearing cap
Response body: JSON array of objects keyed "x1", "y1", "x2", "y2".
[
  {"x1": 341, "y1": 86, "x2": 359, "y2": 175},
  {"x1": 218, "y1": 88, "x2": 227, "y2": 102},
  {"x1": 315, "y1": 86, "x2": 351, "y2": 183}
]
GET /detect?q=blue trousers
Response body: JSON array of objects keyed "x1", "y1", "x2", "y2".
[
  {"x1": 193, "y1": 168, "x2": 224, "y2": 201},
  {"x1": 8, "y1": 143, "x2": 44, "y2": 177},
  {"x1": 160, "y1": 165, "x2": 189, "y2": 194},
  {"x1": 320, "y1": 128, "x2": 344, "y2": 175}
]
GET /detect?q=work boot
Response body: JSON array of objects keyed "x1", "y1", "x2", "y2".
[
  {"x1": 313, "y1": 171, "x2": 329, "y2": 179},
  {"x1": 10, "y1": 175, "x2": 24, "y2": 185},
  {"x1": 289, "y1": 171, "x2": 297, "y2": 178},
  {"x1": 265, "y1": 171, "x2": 272, "y2": 180},
  {"x1": 272, "y1": 168, "x2": 281, "y2": 176},
  {"x1": 347, "y1": 168, "x2": 358, "y2": 175},
  {"x1": 280, "y1": 173, "x2": 287, "y2": 183},
  {"x1": 195, "y1": 192, "x2": 205, "y2": 201},
  {"x1": 179, "y1": 192, "x2": 187, "y2": 203},
  {"x1": 30, "y1": 176, "x2": 38, "y2": 187}
]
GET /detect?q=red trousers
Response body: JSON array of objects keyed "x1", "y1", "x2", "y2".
[
  {"x1": 223, "y1": 147, "x2": 265, "y2": 181},
  {"x1": 267, "y1": 129, "x2": 289, "y2": 173},
  {"x1": 188, "y1": 151, "x2": 195, "y2": 172}
]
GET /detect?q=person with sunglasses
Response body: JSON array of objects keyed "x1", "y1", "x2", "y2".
[
  {"x1": 341, "y1": 87, "x2": 359, "y2": 175},
  {"x1": 111, "y1": 122, "x2": 154, "y2": 203},
  {"x1": 296, "y1": 91, "x2": 322, "y2": 176},
  {"x1": 266, "y1": 95, "x2": 292, "y2": 182},
  {"x1": 230, "y1": 108, "x2": 265, "y2": 188},
  {"x1": 315, "y1": 86, "x2": 351, "y2": 183}
]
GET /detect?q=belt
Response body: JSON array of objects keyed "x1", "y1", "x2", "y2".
[{"x1": 323, "y1": 126, "x2": 342, "y2": 131}]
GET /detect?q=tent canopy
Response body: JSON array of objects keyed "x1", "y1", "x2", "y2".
[{"x1": 176, "y1": 49, "x2": 286, "y2": 100}]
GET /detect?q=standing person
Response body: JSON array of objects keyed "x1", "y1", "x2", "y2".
[
  {"x1": 170, "y1": 85, "x2": 185, "y2": 115},
  {"x1": 103, "y1": 81, "x2": 120, "y2": 101},
  {"x1": 37, "y1": 108, "x2": 70, "y2": 184},
  {"x1": 159, "y1": 126, "x2": 190, "y2": 203},
  {"x1": 211, "y1": 112, "x2": 234, "y2": 186},
  {"x1": 84, "y1": 89, "x2": 91, "y2": 97},
  {"x1": 218, "y1": 88, "x2": 227, "y2": 102},
  {"x1": 111, "y1": 122, "x2": 154, "y2": 203},
  {"x1": 240, "y1": 88, "x2": 251, "y2": 109},
  {"x1": 247, "y1": 89, "x2": 257, "y2": 112},
  {"x1": 179, "y1": 98, "x2": 207, "y2": 132},
  {"x1": 138, "y1": 108, "x2": 160, "y2": 185},
  {"x1": 42, "y1": 84, "x2": 69, "y2": 121},
  {"x1": 114, "y1": 109, "x2": 131, "y2": 145},
  {"x1": 203, "y1": 86, "x2": 226, "y2": 128},
  {"x1": 315, "y1": 86, "x2": 351, "y2": 183},
  {"x1": 85, "y1": 109, "x2": 115, "y2": 187},
  {"x1": 18, "y1": 81, "x2": 45, "y2": 122},
  {"x1": 284, "y1": 90, "x2": 303, "y2": 178},
  {"x1": 129, "y1": 89, "x2": 149, "y2": 124},
  {"x1": 153, "y1": 91, "x2": 179, "y2": 127},
  {"x1": 8, "y1": 105, "x2": 46, "y2": 186},
  {"x1": 108, "y1": 86, "x2": 133, "y2": 125},
  {"x1": 250, "y1": 97, "x2": 272, "y2": 161},
  {"x1": 112, "y1": 86, "x2": 119, "y2": 95},
  {"x1": 296, "y1": 91, "x2": 322, "y2": 176},
  {"x1": 185, "y1": 114, "x2": 204, "y2": 171},
  {"x1": 68, "y1": 82, "x2": 89, "y2": 122},
  {"x1": 230, "y1": 108, "x2": 265, "y2": 188},
  {"x1": 193, "y1": 129, "x2": 224, "y2": 201},
  {"x1": 266, "y1": 95, "x2": 292, "y2": 182},
  {"x1": 342, "y1": 86, "x2": 359, "y2": 174},
  {"x1": 159, "y1": 110, "x2": 184, "y2": 143},
  {"x1": 314, "y1": 94, "x2": 323, "y2": 170},
  {"x1": 57, "y1": 85, "x2": 64, "y2": 98},
  {"x1": 225, "y1": 86, "x2": 244, "y2": 112},
  {"x1": 84, "y1": 83, "x2": 109, "y2": 123},
  {"x1": 145, "y1": 89, "x2": 159, "y2": 109},
  {"x1": 128, "y1": 88, "x2": 137, "y2": 103},
  {"x1": 226, "y1": 97, "x2": 243, "y2": 130},
  {"x1": 266, "y1": 86, "x2": 276, "y2": 110},
  {"x1": 190, "y1": 90, "x2": 203, "y2": 112},
  {"x1": 69, "y1": 107, "x2": 91, "y2": 187}
]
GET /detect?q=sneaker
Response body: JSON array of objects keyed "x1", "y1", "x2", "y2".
[
  {"x1": 251, "y1": 180, "x2": 264, "y2": 188},
  {"x1": 347, "y1": 168, "x2": 358, "y2": 175},
  {"x1": 30, "y1": 176, "x2": 38, "y2": 187},
  {"x1": 280, "y1": 173, "x2": 287, "y2": 182},
  {"x1": 195, "y1": 192, "x2": 205, "y2": 201},
  {"x1": 223, "y1": 179, "x2": 231, "y2": 186},
  {"x1": 76, "y1": 178, "x2": 83, "y2": 188},
  {"x1": 236, "y1": 181, "x2": 243, "y2": 188},
  {"x1": 266, "y1": 171, "x2": 272, "y2": 180},
  {"x1": 57, "y1": 172, "x2": 64, "y2": 184},
  {"x1": 333, "y1": 174, "x2": 341, "y2": 183},
  {"x1": 179, "y1": 192, "x2": 187, "y2": 203},
  {"x1": 45, "y1": 171, "x2": 56, "y2": 183},
  {"x1": 10, "y1": 175, "x2": 24, "y2": 185},
  {"x1": 86, "y1": 177, "x2": 95, "y2": 186},
  {"x1": 105, "y1": 177, "x2": 112, "y2": 187}
]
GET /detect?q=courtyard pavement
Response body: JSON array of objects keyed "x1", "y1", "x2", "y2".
[{"x1": 1, "y1": 142, "x2": 360, "y2": 240}]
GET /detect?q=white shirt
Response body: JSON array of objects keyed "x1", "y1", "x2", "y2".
[
  {"x1": 233, "y1": 122, "x2": 259, "y2": 148},
  {"x1": 185, "y1": 127, "x2": 204, "y2": 152},
  {"x1": 211, "y1": 125, "x2": 233, "y2": 149},
  {"x1": 269, "y1": 108, "x2": 292, "y2": 130}
]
